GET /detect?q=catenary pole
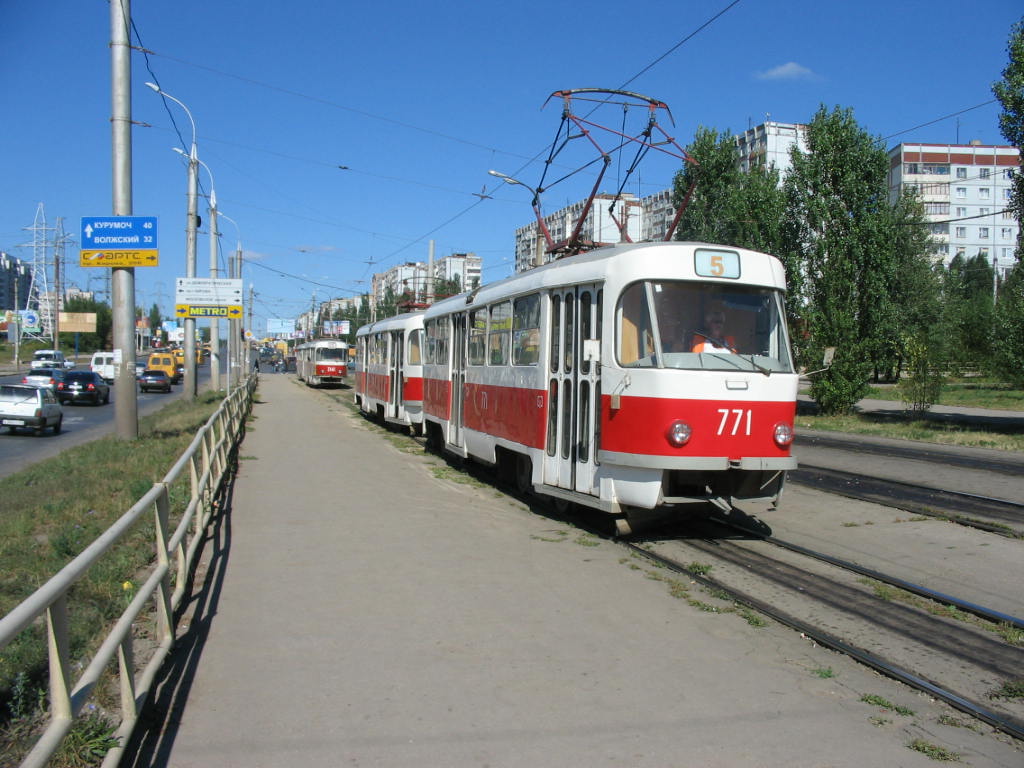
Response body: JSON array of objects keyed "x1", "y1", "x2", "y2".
[{"x1": 110, "y1": 0, "x2": 138, "y2": 438}]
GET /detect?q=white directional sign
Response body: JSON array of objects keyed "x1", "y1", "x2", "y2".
[{"x1": 175, "y1": 278, "x2": 243, "y2": 305}]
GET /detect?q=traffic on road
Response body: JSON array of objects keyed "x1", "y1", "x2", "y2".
[{"x1": 0, "y1": 361, "x2": 216, "y2": 479}]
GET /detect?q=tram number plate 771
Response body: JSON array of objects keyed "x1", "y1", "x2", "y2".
[{"x1": 716, "y1": 408, "x2": 751, "y2": 436}]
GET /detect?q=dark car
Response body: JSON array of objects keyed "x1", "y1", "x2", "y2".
[
  {"x1": 57, "y1": 371, "x2": 111, "y2": 406},
  {"x1": 138, "y1": 369, "x2": 172, "y2": 393}
]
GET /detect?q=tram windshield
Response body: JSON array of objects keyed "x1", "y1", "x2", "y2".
[
  {"x1": 316, "y1": 346, "x2": 348, "y2": 362},
  {"x1": 616, "y1": 280, "x2": 794, "y2": 374}
]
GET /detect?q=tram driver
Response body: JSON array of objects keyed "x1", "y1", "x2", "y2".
[{"x1": 691, "y1": 307, "x2": 737, "y2": 354}]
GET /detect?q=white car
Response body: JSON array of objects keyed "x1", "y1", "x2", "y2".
[
  {"x1": 31, "y1": 349, "x2": 74, "y2": 369},
  {"x1": 22, "y1": 367, "x2": 66, "y2": 392},
  {"x1": 0, "y1": 384, "x2": 63, "y2": 435}
]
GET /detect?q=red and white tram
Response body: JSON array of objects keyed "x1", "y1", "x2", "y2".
[
  {"x1": 419, "y1": 241, "x2": 798, "y2": 534},
  {"x1": 296, "y1": 339, "x2": 350, "y2": 387},
  {"x1": 354, "y1": 312, "x2": 425, "y2": 434}
]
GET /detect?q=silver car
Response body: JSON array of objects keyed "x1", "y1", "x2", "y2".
[{"x1": 22, "y1": 367, "x2": 66, "y2": 392}]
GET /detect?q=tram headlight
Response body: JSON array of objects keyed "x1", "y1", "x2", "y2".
[
  {"x1": 773, "y1": 422, "x2": 794, "y2": 448},
  {"x1": 666, "y1": 420, "x2": 692, "y2": 447}
]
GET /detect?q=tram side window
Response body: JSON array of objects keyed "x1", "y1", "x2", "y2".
[
  {"x1": 408, "y1": 329, "x2": 422, "y2": 365},
  {"x1": 371, "y1": 334, "x2": 385, "y2": 366},
  {"x1": 468, "y1": 309, "x2": 487, "y2": 366},
  {"x1": 489, "y1": 301, "x2": 512, "y2": 366},
  {"x1": 425, "y1": 318, "x2": 449, "y2": 365},
  {"x1": 424, "y1": 319, "x2": 436, "y2": 364},
  {"x1": 512, "y1": 294, "x2": 540, "y2": 366}
]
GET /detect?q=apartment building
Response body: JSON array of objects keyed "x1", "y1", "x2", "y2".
[
  {"x1": 370, "y1": 252, "x2": 483, "y2": 305},
  {"x1": 887, "y1": 142, "x2": 1020, "y2": 278},
  {"x1": 735, "y1": 120, "x2": 808, "y2": 176},
  {"x1": 0, "y1": 252, "x2": 32, "y2": 312}
]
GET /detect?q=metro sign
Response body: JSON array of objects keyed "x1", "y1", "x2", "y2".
[{"x1": 175, "y1": 304, "x2": 244, "y2": 318}]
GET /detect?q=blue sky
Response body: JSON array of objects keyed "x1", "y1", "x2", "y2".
[{"x1": 1, "y1": 0, "x2": 1021, "y2": 333}]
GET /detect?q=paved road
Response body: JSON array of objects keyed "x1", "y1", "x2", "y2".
[
  {"x1": 0, "y1": 362, "x2": 224, "y2": 479},
  {"x1": 120, "y1": 374, "x2": 1020, "y2": 767}
]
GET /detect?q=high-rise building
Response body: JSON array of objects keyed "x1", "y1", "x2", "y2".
[
  {"x1": 0, "y1": 252, "x2": 32, "y2": 312},
  {"x1": 887, "y1": 142, "x2": 1020, "y2": 278},
  {"x1": 735, "y1": 121, "x2": 808, "y2": 176}
]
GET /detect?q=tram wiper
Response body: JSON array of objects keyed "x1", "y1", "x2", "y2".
[{"x1": 747, "y1": 355, "x2": 772, "y2": 376}]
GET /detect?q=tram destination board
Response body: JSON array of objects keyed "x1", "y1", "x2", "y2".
[{"x1": 80, "y1": 216, "x2": 159, "y2": 267}]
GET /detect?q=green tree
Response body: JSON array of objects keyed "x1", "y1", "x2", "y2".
[
  {"x1": 991, "y1": 262, "x2": 1024, "y2": 385},
  {"x1": 942, "y1": 254, "x2": 995, "y2": 371},
  {"x1": 993, "y1": 17, "x2": 1024, "y2": 255},
  {"x1": 434, "y1": 275, "x2": 462, "y2": 299},
  {"x1": 671, "y1": 126, "x2": 785, "y2": 254},
  {"x1": 781, "y1": 105, "x2": 933, "y2": 414},
  {"x1": 990, "y1": 17, "x2": 1024, "y2": 384},
  {"x1": 148, "y1": 303, "x2": 162, "y2": 334}
]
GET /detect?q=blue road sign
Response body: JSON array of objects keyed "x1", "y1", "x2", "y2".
[{"x1": 81, "y1": 216, "x2": 158, "y2": 249}]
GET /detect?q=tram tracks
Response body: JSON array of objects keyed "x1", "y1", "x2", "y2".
[
  {"x1": 623, "y1": 522, "x2": 1024, "y2": 742},
  {"x1": 789, "y1": 464, "x2": 1024, "y2": 538},
  {"x1": 347, "y1": 396, "x2": 1024, "y2": 741}
]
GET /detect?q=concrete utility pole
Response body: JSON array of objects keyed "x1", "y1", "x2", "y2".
[
  {"x1": 110, "y1": 0, "x2": 138, "y2": 439},
  {"x1": 208, "y1": 189, "x2": 220, "y2": 390}
]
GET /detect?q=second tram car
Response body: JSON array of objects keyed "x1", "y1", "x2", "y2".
[
  {"x1": 296, "y1": 339, "x2": 350, "y2": 387},
  {"x1": 414, "y1": 241, "x2": 798, "y2": 534},
  {"x1": 354, "y1": 313, "x2": 425, "y2": 434}
]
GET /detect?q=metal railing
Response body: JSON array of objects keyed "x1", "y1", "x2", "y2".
[{"x1": 0, "y1": 374, "x2": 258, "y2": 767}]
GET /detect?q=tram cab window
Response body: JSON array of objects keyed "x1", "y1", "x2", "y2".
[
  {"x1": 319, "y1": 345, "x2": 347, "y2": 362},
  {"x1": 616, "y1": 280, "x2": 794, "y2": 374}
]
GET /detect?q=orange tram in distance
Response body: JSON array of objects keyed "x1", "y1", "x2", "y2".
[
  {"x1": 295, "y1": 339, "x2": 350, "y2": 387},
  {"x1": 354, "y1": 240, "x2": 798, "y2": 535}
]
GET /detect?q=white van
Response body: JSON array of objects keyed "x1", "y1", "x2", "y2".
[{"x1": 90, "y1": 352, "x2": 117, "y2": 383}]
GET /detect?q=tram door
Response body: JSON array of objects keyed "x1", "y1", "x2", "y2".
[
  {"x1": 544, "y1": 284, "x2": 602, "y2": 493},
  {"x1": 449, "y1": 313, "x2": 467, "y2": 448},
  {"x1": 388, "y1": 330, "x2": 403, "y2": 419}
]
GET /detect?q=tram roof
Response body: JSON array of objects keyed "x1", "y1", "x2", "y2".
[{"x1": 425, "y1": 241, "x2": 786, "y2": 317}]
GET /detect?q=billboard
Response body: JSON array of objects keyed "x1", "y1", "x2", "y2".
[{"x1": 267, "y1": 318, "x2": 295, "y2": 335}]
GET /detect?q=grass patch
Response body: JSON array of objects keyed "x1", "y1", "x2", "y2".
[
  {"x1": 797, "y1": 409, "x2": 1024, "y2": 452},
  {"x1": 866, "y1": 380, "x2": 1024, "y2": 411},
  {"x1": 989, "y1": 679, "x2": 1024, "y2": 700},
  {"x1": 861, "y1": 694, "x2": 914, "y2": 716},
  {"x1": 907, "y1": 739, "x2": 961, "y2": 762},
  {"x1": 859, "y1": 578, "x2": 1024, "y2": 647},
  {"x1": 812, "y1": 667, "x2": 835, "y2": 679},
  {"x1": 0, "y1": 391, "x2": 224, "y2": 758}
]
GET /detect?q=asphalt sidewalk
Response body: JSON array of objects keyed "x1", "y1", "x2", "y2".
[{"x1": 121, "y1": 373, "x2": 1018, "y2": 767}]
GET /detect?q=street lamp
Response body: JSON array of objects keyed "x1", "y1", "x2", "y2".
[
  {"x1": 146, "y1": 82, "x2": 199, "y2": 400},
  {"x1": 176, "y1": 150, "x2": 222, "y2": 391}
]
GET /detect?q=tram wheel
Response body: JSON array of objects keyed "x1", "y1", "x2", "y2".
[{"x1": 514, "y1": 454, "x2": 532, "y2": 495}]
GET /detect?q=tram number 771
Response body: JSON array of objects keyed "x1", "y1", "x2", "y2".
[{"x1": 717, "y1": 408, "x2": 752, "y2": 436}]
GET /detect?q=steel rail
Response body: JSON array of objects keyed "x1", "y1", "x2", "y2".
[
  {"x1": 623, "y1": 541, "x2": 1024, "y2": 742},
  {"x1": 789, "y1": 464, "x2": 1023, "y2": 537}
]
